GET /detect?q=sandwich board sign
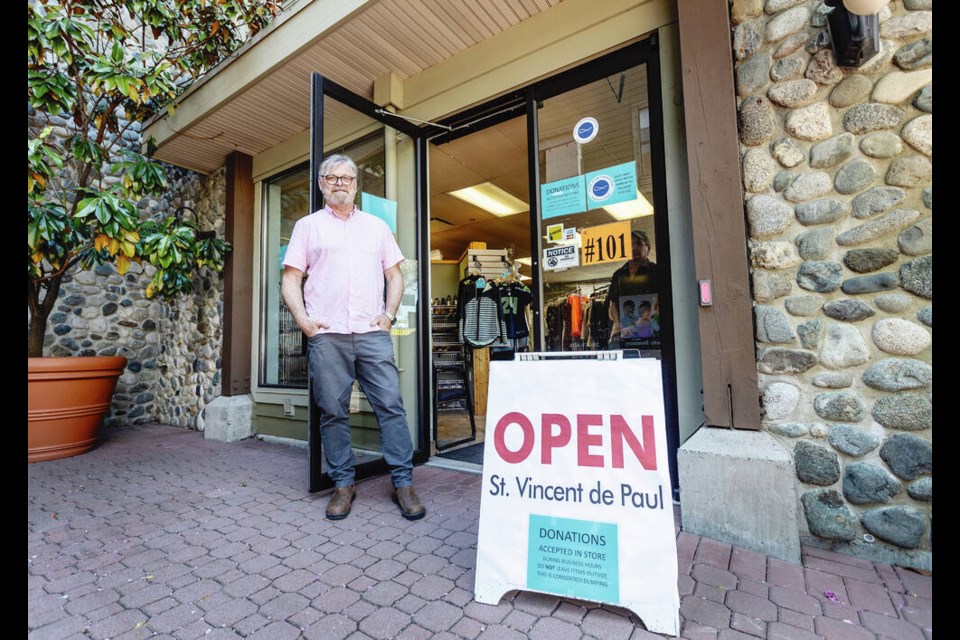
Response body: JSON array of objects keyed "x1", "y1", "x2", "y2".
[{"x1": 473, "y1": 351, "x2": 679, "y2": 636}]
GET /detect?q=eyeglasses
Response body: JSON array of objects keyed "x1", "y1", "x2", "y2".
[{"x1": 322, "y1": 174, "x2": 355, "y2": 185}]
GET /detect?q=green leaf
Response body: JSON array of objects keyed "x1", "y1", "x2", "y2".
[
  {"x1": 27, "y1": 221, "x2": 40, "y2": 250},
  {"x1": 74, "y1": 197, "x2": 98, "y2": 218},
  {"x1": 111, "y1": 39, "x2": 125, "y2": 65},
  {"x1": 94, "y1": 199, "x2": 113, "y2": 225}
]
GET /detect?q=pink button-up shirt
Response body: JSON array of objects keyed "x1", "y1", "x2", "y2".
[{"x1": 283, "y1": 205, "x2": 404, "y2": 334}]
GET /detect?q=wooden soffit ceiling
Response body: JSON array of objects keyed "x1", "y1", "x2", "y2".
[{"x1": 144, "y1": 0, "x2": 569, "y2": 174}]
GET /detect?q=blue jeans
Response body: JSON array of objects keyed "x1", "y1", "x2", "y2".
[{"x1": 307, "y1": 330, "x2": 414, "y2": 488}]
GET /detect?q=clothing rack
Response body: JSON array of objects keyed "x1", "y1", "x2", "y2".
[
  {"x1": 544, "y1": 279, "x2": 610, "y2": 304},
  {"x1": 543, "y1": 282, "x2": 611, "y2": 352},
  {"x1": 432, "y1": 301, "x2": 476, "y2": 451},
  {"x1": 433, "y1": 359, "x2": 477, "y2": 451}
]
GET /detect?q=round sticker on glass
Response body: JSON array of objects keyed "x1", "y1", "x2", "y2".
[
  {"x1": 573, "y1": 117, "x2": 599, "y2": 144},
  {"x1": 588, "y1": 174, "x2": 615, "y2": 203}
]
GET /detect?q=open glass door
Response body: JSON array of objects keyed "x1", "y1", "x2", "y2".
[{"x1": 308, "y1": 74, "x2": 430, "y2": 492}]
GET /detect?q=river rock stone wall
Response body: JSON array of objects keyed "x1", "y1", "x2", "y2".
[
  {"x1": 148, "y1": 168, "x2": 227, "y2": 430},
  {"x1": 31, "y1": 110, "x2": 228, "y2": 429},
  {"x1": 732, "y1": 0, "x2": 932, "y2": 568}
]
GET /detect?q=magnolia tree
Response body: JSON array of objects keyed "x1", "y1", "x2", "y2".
[{"x1": 27, "y1": 0, "x2": 283, "y2": 357}]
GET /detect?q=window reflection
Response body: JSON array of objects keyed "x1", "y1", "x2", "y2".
[{"x1": 260, "y1": 141, "x2": 388, "y2": 388}]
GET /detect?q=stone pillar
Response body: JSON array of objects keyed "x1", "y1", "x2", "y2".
[
  {"x1": 202, "y1": 395, "x2": 254, "y2": 443},
  {"x1": 678, "y1": 427, "x2": 801, "y2": 563}
]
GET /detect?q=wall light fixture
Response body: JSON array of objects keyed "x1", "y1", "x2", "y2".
[
  {"x1": 824, "y1": 0, "x2": 888, "y2": 68},
  {"x1": 174, "y1": 205, "x2": 217, "y2": 240}
]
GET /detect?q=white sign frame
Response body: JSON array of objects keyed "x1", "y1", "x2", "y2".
[{"x1": 474, "y1": 352, "x2": 679, "y2": 636}]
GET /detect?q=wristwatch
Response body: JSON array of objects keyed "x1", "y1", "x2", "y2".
[{"x1": 385, "y1": 311, "x2": 397, "y2": 325}]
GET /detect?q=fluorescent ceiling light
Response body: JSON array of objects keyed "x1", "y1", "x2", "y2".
[
  {"x1": 448, "y1": 182, "x2": 528, "y2": 217},
  {"x1": 604, "y1": 191, "x2": 654, "y2": 220}
]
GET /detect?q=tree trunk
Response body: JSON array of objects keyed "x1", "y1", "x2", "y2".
[{"x1": 27, "y1": 274, "x2": 61, "y2": 358}]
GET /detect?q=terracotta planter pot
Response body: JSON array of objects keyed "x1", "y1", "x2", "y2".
[{"x1": 28, "y1": 356, "x2": 128, "y2": 463}]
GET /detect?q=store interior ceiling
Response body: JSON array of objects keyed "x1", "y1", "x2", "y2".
[{"x1": 427, "y1": 116, "x2": 532, "y2": 264}]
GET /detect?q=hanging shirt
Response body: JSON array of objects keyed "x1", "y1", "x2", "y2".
[
  {"x1": 457, "y1": 276, "x2": 507, "y2": 348},
  {"x1": 498, "y1": 282, "x2": 532, "y2": 339},
  {"x1": 581, "y1": 298, "x2": 594, "y2": 349},
  {"x1": 545, "y1": 301, "x2": 562, "y2": 351},
  {"x1": 568, "y1": 293, "x2": 583, "y2": 338},
  {"x1": 591, "y1": 292, "x2": 611, "y2": 349},
  {"x1": 283, "y1": 205, "x2": 403, "y2": 334}
]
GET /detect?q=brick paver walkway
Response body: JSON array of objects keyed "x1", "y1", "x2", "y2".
[{"x1": 28, "y1": 423, "x2": 932, "y2": 639}]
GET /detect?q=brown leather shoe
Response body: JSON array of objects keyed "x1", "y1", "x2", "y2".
[
  {"x1": 392, "y1": 486, "x2": 426, "y2": 520},
  {"x1": 326, "y1": 485, "x2": 356, "y2": 520}
]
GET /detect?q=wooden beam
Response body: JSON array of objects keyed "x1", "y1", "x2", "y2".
[
  {"x1": 677, "y1": 0, "x2": 761, "y2": 429},
  {"x1": 401, "y1": 0, "x2": 676, "y2": 121},
  {"x1": 222, "y1": 151, "x2": 255, "y2": 396}
]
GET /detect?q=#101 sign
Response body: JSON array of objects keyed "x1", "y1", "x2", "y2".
[{"x1": 473, "y1": 353, "x2": 679, "y2": 636}]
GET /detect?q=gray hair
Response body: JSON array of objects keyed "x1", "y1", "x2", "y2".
[{"x1": 319, "y1": 154, "x2": 358, "y2": 180}]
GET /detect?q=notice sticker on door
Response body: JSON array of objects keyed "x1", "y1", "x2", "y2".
[{"x1": 543, "y1": 244, "x2": 579, "y2": 271}]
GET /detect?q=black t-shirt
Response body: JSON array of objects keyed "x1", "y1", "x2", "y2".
[
  {"x1": 608, "y1": 260, "x2": 658, "y2": 306},
  {"x1": 498, "y1": 282, "x2": 532, "y2": 339},
  {"x1": 607, "y1": 260, "x2": 661, "y2": 350}
]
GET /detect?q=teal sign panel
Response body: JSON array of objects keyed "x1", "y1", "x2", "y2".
[
  {"x1": 361, "y1": 192, "x2": 397, "y2": 233},
  {"x1": 541, "y1": 175, "x2": 586, "y2": 219},
  {"x1": 584, "y1": 161, "x2": 638, "y2": 210},
  {"x1": 527, "y1": 514, "x2": 619, "y2": 603}
]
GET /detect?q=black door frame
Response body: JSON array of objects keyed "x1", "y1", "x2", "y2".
[
  {"x1": 424, "y1": 35, "x2": 680, "y2": 497},
  {"x1": 307, "y1": 73, "x2": 433, "y2": 492}
]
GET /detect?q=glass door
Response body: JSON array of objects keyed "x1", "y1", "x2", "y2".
[
  {"x1": 308, "y1": 74, "x2": 430, "y2": 492},
  {"x1": 535, "y1": 63, "x2": 663, "y2": 357}
]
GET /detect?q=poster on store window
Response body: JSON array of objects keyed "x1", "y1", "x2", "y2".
[
  {"x1": 361, "y1": 192, "x2": 397, "y2": 233},
  {"x1": 473, "y1": 353, "x2": 679, "y2": 636},
  {"x1": 618, "y1": 293, "x2": 660, "y2": 350},
  {"x1": 585, "y1": 161, "x2": 637, "y2": 210},
  {"x1": 541, "y1": 175, "x2": 586, "y2": 219}
]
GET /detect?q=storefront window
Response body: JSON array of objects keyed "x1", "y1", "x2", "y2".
[
  {"x1": 537, "y1": 64, "x2": 661, "y2": 357},
  {"x1": 261, "y1": 165, "x2": 311, "y2": 387}
]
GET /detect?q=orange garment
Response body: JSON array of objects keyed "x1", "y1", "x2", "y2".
[{"x1": 568, "y1": 293, "x2": 582, "y2": 338}]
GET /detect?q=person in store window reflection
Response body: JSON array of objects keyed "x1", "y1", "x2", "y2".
[{"x1": 607, "y1": 229, "x2": 659, "y2": 348}]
